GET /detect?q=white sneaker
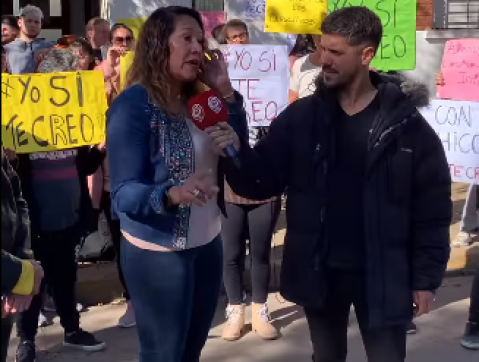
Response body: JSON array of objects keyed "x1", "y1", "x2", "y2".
[
  {"x1": 38, "y1": 312, "x2": 52, "y2": 327},
  {"x1": 452, "y1": 232, "x2": 474, "y2": 247}
]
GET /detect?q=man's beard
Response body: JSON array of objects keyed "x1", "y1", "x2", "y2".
[{"x1": 22, "y1": 30, "x2": 39, "y2": 40}]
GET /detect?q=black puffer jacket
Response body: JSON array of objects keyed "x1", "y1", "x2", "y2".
[{"x1": 223, "y1": 71, "x2": 452, "y2": 327}]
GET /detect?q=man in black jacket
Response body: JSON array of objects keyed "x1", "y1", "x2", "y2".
[
  {"x1": 207, "y1": 7, "x2": 451, "y2": 362},
  {"x1": 1, "y1": 148, "x2": 44, "y2": 362}
]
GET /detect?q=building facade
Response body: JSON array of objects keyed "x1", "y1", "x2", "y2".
[{"x1": 1, "y1": 0, "x2": 478, "y2": 93}]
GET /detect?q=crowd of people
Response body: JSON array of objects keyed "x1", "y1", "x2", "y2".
[{"x1": 1, "y1": 3, "x2": 478, "y2": 362}]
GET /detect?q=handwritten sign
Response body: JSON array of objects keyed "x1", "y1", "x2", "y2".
[
  {"x1": 120, "y1": 51, "x2": 135, "y2": 90},
  {"x1": 221, "y1": 45, "x2": 289, "y2": 126},
  {"x1": 329, "y1": 0, "x2": 417, "y2": 71},
  {"x1": 200, "y1": 12, "x2": 225, "y2": 38},
  {"x1": 420, "y1": 99, "x2": 479, "y2": 184},
  {"x1": 438, "y1": 39, "x2": 479, "y2": 102},
  {"x1": 1, "y1": 71, "x2": 107, "y2": 153},
  {"x1": 116, "y1": 18, "x2": 146, "y2": 41},
  {"x1": 245, "y1": 0, "x2": 266, "y2": 18},
  {"x1": 265, "y1": 0, "x2": 328, "y2": 34}
]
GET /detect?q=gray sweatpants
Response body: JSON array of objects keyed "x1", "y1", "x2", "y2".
[{"x1": 460, "y1": 185, "x2": 479, "y2": 233}]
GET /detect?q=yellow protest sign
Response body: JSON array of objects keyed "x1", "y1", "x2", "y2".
[
  {"x1": 117, "y1": 18, "x2": 146, "y2": 41},
  {"x1": 120, "y1": 51, "x2": 135, "y2": 90},
  {"x1": 265, "y1": 0, "x2": 328, "y2": 34},
  {"x1": 1, "y1": 71, "x2": 107, "y2": 154}
]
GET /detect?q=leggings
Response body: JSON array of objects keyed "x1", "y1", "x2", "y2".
[
  {"x1": 100, "y1": 190, "x2": 129, "y2": 300},
  {"x1": 121, "y1": 236, "x2": 222, "y2": 362},
  {"x1": 221, "y1": 200, "x2": 281, "y2": 305},
  {"x1": 470, "y1": 265, "x2": 479, "y2": 324}
]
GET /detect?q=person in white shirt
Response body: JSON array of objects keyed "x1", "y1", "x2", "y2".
[{"x1": 289, "y1": 35, "x2": 322, "y2": 103}]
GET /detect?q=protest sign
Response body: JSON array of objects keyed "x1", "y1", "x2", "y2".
[
  {"x1": 1, "y1": 71, "x2": 107, "y2": 154},
  {"x1": 120, "y1": 51, "x2": 135, "y2": 90},
  {"x1": 221, "y1": 45, "x2": 289, "y2": 126},
  {"x1": 264, "y1": 0, "x2": 328, "y2": 34},
  {"x1": 200, "y1": 12, "x2": 226, "y2": 38},
  {"x1": 420, "y1": 99, "x2": 479, "y2": 184},
  {"x1": 437, "y1": 39, "x2": 479, "y2": 102},
  {"x1": 245, "y1": 0, "x2": 266, "y2": 18},
  {"x1": 329, "y1": 0, "x2": 416, "y2": 71},
  {"x1": 116, "y1": 18, "x2": 146, "y2": 40}
]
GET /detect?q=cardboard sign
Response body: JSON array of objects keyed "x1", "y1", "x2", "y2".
[
  {"x1": 221, "y1": 45, "x2": 289, "y2": 126},
  {"x1": 329, "y1": 0, "x2": 417, "y2": 71},
  {"x1": 420, "y1": 99, "x2": 479, "y2": 184},
  {"x1": 120, "y1": 51, "x2": 135, "y2": 90},
  {"x1": 265, "y1": 0, "x2": 328, "y2": 34},
  {"x1": 1, "y1": 71, "x2": 107, "y2": 153},
  {"x1": 200, "y1": 11, "x2": 226, "y2": 38},
  {"x1": 438, "y1": 39, "x2": 479, "y2": 102}
]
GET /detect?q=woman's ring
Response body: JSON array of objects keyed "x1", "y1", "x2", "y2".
[{"x1": 192, "y1": 188, "x2": 200, "y2": 197}]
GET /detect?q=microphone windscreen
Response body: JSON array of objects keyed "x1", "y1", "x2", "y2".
[{"x1": 187, "y1": 89, "x2": 228, "y2": 131}]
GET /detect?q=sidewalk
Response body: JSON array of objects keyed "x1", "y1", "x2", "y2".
[
  {"x1": 75, "y1": 183, "x2": 479, "y2": 306},
  {"x1": 6, "y1": 276, "x2": 476, "y2": 362}
]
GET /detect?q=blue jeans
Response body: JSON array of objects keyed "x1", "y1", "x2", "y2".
[{"x1": 121, "y1": 236, "x2": 223, "y2": 362}]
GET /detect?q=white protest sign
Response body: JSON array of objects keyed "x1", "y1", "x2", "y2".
[
  {"x1": 420, "y1": 99, "x2": 479, "y2": 184},
  {"x1": 221, "y1": 45, "x2": 289, "y2": 127},
  {"x1": 244, "y1": 0, "x2": 266, "y2": 19}
]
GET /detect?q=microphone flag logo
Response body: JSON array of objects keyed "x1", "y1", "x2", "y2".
[
  {"x1": 208, "y1": 96, "x2": 222, "y2": 114},
  {"x1": 191, "y1": 104, "x2": 205, "y2": 122}
]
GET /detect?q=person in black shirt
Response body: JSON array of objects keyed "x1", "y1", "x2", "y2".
[{"x1": 207, "y1": 7, "x2": 451, "y2": 362}]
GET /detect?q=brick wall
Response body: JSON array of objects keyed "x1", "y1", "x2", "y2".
[{"x1": 417, "y1": 0, "x2": 434, "y2": 30}]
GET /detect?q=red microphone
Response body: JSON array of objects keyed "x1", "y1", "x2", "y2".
[{"x1": 187, "y1": 89, "x2": 240, "y2": 167}]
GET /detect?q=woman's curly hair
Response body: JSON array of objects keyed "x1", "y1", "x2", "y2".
[{"x1": 125, "y1": 6, "x2": 206, "y2": 114}]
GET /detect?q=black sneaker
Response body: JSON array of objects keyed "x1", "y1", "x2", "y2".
[
  {"x1": 63, "y1": 329, "x2": 107, "y2": 351},
  {"x1": 16, "y1": 340, "x2": 36, "y2": 362},
  {"x1": 460, "y1": 322, "x2": 479, "y2": 350},
  {"x1": 406, "y1": 321, "x2": 417, "y2": 334}
]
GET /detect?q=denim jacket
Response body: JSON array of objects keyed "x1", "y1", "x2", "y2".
[{"x1": 107, "y1": 84, "x2": 248, "y2": 249}]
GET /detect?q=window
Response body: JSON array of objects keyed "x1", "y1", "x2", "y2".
[
  {"x1": 433, "y1": 0, "x2": 479, "y2": 28},
  {"x1": 193, "y1": 0, "x2": 224, "y2": 12}
]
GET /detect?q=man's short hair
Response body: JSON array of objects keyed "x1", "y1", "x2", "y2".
[
  {"x1": 19, "y1": 5, "x2": 43, "y2": 20},
  {"x1": 321, "y1": 6, "x2": 383, "y2": 53},
  {"x1": 86, "y1": 17, "x2": 109, "y2": 31},
  {"x1": 224, "y1": 19, "x2": 248, "y2": 34}
]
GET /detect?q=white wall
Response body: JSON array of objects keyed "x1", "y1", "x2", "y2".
[{"x1": 106, "y1": 0, "x2": 192, "y2": 22}]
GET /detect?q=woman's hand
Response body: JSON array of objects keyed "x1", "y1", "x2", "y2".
[
  {"x1": 206, "y1": 122, "x2": 240, "y2": 157},
  {"x1": 168, "y1": 169, "x2": 219, "y2": 207},
  {"x1": 200, "y1": 49, "x2": 234, "y2": 98},
  {"x1": 107, "y1": 46, "x2": 126, "y2": 68},
  {"x1": 435, "y1": 71, "x2": 444, "y2": 86}
]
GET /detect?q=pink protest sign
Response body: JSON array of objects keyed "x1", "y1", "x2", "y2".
[
  {"x1": 200, "y1": 12, "x2": 225, "y2": 38},
  {"x1": 437, "y1": 39, "x2": 479, "y2": 102}
]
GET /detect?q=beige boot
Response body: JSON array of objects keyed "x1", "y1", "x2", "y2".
[
  {"x1": 251, "y1": 303, "x2": 279, "y2": 340},
  {"x1": 221, "y1": 305, "x2": 245, "y2": 341}
]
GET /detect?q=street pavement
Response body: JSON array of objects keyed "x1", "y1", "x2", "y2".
[{"x1": 6, "y1": 275, "x2": 478, "y2": 362}]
